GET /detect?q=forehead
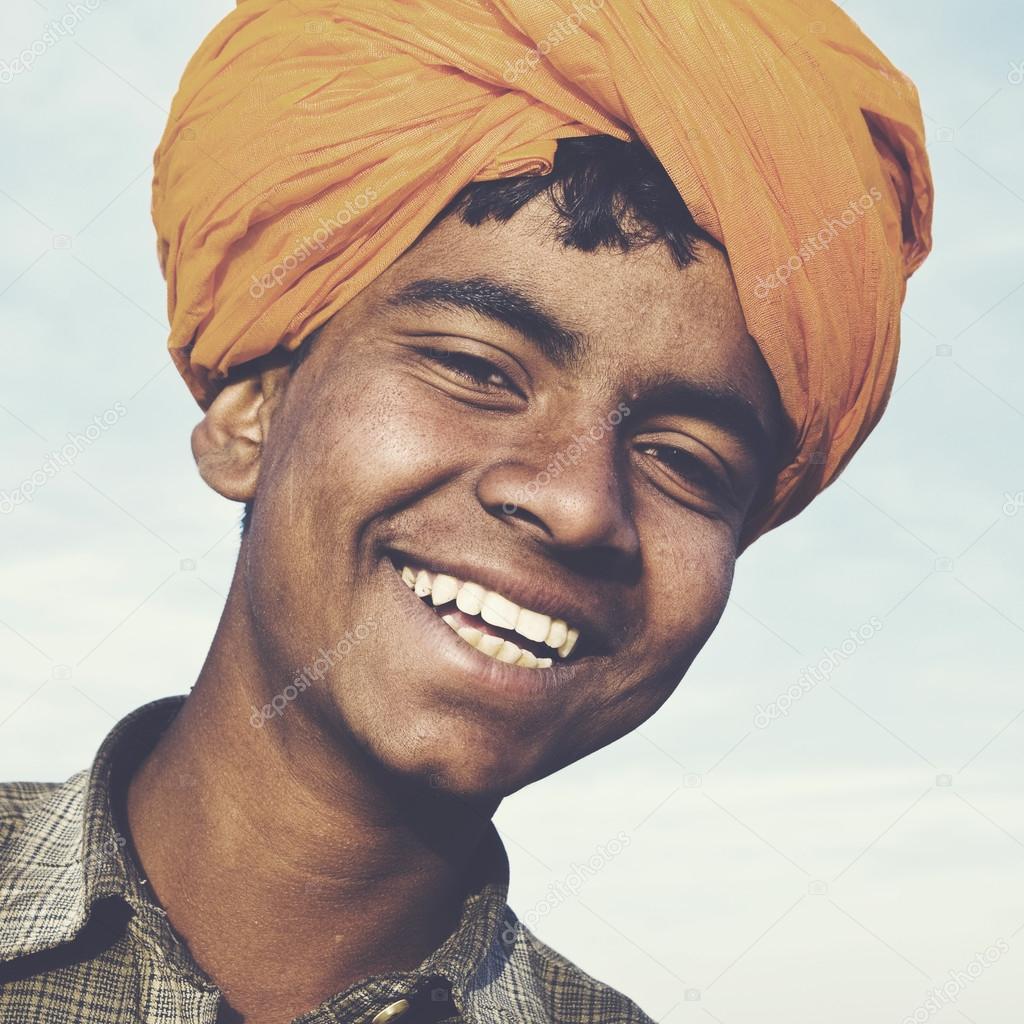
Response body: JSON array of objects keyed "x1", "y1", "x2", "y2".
[{"x1": 359, "y1": 193, "x2": 782, "y2": 438}]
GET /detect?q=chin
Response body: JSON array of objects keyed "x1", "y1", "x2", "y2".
[{"x1": 377, "y1": 720, "x2": 553, "y2": 803}]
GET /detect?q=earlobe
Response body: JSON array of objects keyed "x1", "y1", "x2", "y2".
[{"x1": 190, "y1": 367, "x2": 289, "y2": 501}]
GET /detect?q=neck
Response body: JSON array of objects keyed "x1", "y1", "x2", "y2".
[{"x1": 125, "y1": 569, "x2": 498, "y2": 1024}]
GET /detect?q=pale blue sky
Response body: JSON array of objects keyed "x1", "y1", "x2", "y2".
[{"x1": 2, "y1": 2, "x2": 1023, "y2": 1022}]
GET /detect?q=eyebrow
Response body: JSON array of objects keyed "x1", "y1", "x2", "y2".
[
  {"x1": 384, "y1": 275, "x2": 589, "y2": 370},
  {"x1": 384, "y1": 275, "x2": 777, "y2": 470}
]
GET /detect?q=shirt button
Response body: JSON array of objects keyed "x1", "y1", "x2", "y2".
[{"x1": 371, "y1": 998, "x2": 412, "y2": 1023}]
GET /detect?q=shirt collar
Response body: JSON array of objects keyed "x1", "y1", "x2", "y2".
[
  {"x1": 0, "y1": 695, "x2": 186, "y2": 962},
  {"x1": 0, "y1": 696, "x2": 550, "y2": 1023}
]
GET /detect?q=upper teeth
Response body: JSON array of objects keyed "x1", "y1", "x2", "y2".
[{"x1": 400, "y1": 565, "x2": 580, "y2": 660}]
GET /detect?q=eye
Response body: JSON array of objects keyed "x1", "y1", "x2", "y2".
[
  {"x1": 421, "y1": 346, "x2": 521, "y2": 395},
  {"x1": 636, "y1": 442, "x2": 731, "y2": 502}
]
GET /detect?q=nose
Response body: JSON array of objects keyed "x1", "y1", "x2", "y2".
[{"x1": 476, "y1": 426, "x2": 641, "y2": 560}]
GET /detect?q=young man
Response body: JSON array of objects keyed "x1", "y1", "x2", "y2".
[{"x1": 0, "y1": 1, "x2": 933, "y2": 1022}]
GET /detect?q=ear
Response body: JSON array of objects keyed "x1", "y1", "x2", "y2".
[{"x1": 190, "y1": 364, "x2": 291, "y2": 502}]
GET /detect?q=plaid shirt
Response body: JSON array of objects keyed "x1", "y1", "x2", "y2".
[{"x1": 0, "y1": 697, "x2": 654, "y2": 1024}]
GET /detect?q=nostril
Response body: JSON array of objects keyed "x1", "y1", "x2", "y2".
[{"x1": 499, "y1": 503, "x2": 549, "y2": 535}]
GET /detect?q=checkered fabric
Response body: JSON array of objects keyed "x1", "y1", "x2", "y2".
[{"x1": 0, "y1": 697, "x2": 654, "y2": 1023}]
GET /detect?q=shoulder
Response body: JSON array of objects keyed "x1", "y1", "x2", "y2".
[
  {"x1": 0, "y1": 778, "x2": 84, "y2": 868},
  {"x1": 514, "y1": 918, "x2": 657, "y2": 1024},
  {"x1": 0, "y1": 781, "x2": 63, "y2": 832}
]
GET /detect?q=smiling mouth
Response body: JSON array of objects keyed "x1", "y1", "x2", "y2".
[{"x1": 395, "y1": 562, "x2": 581, "y2": 670}]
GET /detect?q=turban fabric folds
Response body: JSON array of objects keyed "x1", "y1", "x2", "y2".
[{"x1": 151, "y1": 0, "x2": 934, "y2": 547}]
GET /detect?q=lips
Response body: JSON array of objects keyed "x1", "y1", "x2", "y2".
[{"x1": 397, "y1": 562, "x2": 581, "y2": 670}]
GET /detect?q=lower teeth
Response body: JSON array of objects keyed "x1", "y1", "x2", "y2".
[{"x1": 440, "y1": 614, "x2": 553, "y2": 669}]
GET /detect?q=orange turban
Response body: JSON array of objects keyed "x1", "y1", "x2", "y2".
[{"x1": 151, "y1": 0, "x2": 934, "y2": 548}]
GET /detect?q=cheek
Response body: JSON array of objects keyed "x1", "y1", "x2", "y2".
[
  {"x1": 644, "y1": 516, "x2": 737, "y2": 663},
  {"x1": 301, "y1": 368, "x2": 470, "y2": 510},
  {"x1": 570, "y1": 531, "x2": 736, "y2": 763},
  {"x1": 241, "y1": 365, "x2": 471, "y2": 671},
  {"x1": 577, "y1": 518, "x2": 736, "y2": 753}
]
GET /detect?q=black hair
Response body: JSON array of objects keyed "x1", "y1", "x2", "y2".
[
  {"x1": 424, "y1": 133, "x2": 724, "y2": 268},
  {"x1": 240, "y1": 134, "x2": 729, "y2": 537},
  {"x1": 237, "y1": 336, "x2": 317, "y2": 536}
]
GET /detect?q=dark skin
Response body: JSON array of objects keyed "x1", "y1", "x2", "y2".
[{"x1": 126, "y1": 193, "x2": 784, "y2": 1024}]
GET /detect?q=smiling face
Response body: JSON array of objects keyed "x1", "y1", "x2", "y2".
[{"x1": 236, "y1": 193, "x2": 784, "y2": 800}]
